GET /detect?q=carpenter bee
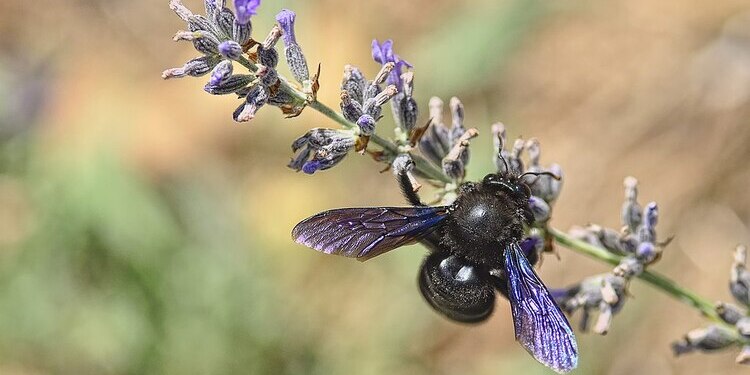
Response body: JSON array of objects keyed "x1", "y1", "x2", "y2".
[{"x1": 292, "y1": 163, "x2": 578, "y2": 373}]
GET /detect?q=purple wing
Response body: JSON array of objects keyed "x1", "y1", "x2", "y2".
[
  {"x1": 504, "y1": 242, "x2": 578, "y2": 374},
  {"x1": 292, "y1": 206, "x2": 448, "y2": 261}
]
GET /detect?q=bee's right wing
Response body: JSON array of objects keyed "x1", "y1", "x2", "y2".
[
  {"x1": 292, "y1": 206, "x2": 449, "y2": 261},
  {"x1": 504, "y1": 241, "x2": 578, "y2": 373}
]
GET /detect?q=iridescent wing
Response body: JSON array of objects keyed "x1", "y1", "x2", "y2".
[
  {"x1": 292, "y1": 206, "x2": 449, "y2": 261},
  {"x1": 504, "y1": 241, "x2": 578, "y2": 373}
]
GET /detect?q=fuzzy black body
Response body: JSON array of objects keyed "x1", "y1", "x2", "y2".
[{"x1": 441, "y1": 180, "x2": 533, "y2": 270}]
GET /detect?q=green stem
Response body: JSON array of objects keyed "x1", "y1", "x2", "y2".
[
  {"x1": 236, "y1": 56, "x2": 452, "y2": 184},
  {"x1": 549, "y1": 227, "x2": 748, "y2": 343}
]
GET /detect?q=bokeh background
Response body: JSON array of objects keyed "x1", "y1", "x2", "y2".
[{"x1": 1, "y1": 0, "x2": 749, "y2": 374}]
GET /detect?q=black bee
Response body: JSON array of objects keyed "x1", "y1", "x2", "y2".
[{"x1": 292, "y1": 165, "x2": 578, "y2": 373}]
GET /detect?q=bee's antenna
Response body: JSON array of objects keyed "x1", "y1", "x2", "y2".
[
  {"x1": 499, "y1": 154, "x2": 510, "y2": 174},
  {"x1": 519, "y1": 171, "x2": 561, "y2": 181}
]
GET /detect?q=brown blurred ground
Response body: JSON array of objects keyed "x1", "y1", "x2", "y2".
[{"x1": 0, "y1": 0, "x2": 749, "y2": 374}]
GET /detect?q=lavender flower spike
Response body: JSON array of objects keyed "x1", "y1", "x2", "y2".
[
  {"x1": 371, "y1": 39, "x2": 412, "y2": 89},
  {"x1": 234, "y1": 0, "x2": 260, "y2": 24}
]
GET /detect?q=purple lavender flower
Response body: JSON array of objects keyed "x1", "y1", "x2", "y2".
[
  {"x1": 371, "y1": 39, "x2": 412, "y2": 89},
  {"x1": 276, "y1": 9, "x2": 297, "y2": 45},
  {"x1": 234, "y1": 0, "x2": 260, "y2": 24}
]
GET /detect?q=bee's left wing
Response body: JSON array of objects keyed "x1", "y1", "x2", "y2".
[
  {"x1": 292, "y1": 206, "x2": 449, "y2": 261},
  {"x1": 504, "y1": 241, "x2": 579, "y2": 374}
]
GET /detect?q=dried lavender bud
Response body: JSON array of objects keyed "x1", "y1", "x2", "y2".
[
  {"x1": 288, "y1": 128, "x2": 356, "y2": 174},
  {"x1": 506, "y1": 138, "x2": 525, "y2": 175},
  {"x1": 395, "y1": 72, "x2": 418, "y2": 132},
  {"x1": 621, "y1": 176, "x2": 642, "y2": 232},
  {"x1": 731, "y1": 245, "x2": 750, "y2": 306},
  {"x1": 419, "y1": 97, "x2": 452, "y2": 165},
  {"x1": 277, "y1": 9, "x2": 310, "y2": 84},
  {"x1": 442, "y1": 128, "x2": 478, "y2": 180},
  {"x1": 340, "y1": 92, "x2": 364, "y2": 123},
  {"x1": 204, "y1": 74, "x2": 253, "y2": 95},
  {"x1": 363, "y1": 85, "x2": 397, "y2": 118},
  {"x1": 262, "y1": 25, "x2": 282, "y2": 50},
  {"x1": 170, "y1": 0, "x2": 194, "y2": 22},
  {"x1": 342, "y1": 65, "x2": 366, "y2": 104},
  {"x1": 588, "y1": 225, "x2": 625, "y2": 254},
  {"x1": 716, "y1": 302, "x2": 746, "y2": 325},
  {"x1": 258, "y1": 47, "x2": 279, "y2": 68},
  {"x1": 737, "y1": 346, "x2": 750, "y2": 365},
  {"x1": 672, "y1": 325, "x2": 738, "y2": 355},
  {"x1": 209, "y1": 60, "x2": 233, "y2": 86},
  {"x1": 179, "y1": 29, "x2": 220, "y2": 55},
  {"x1": 356, "y1": 114, "x2": 376, "y2": 136},
  {"x1": 162, "y1": 55, "x2": 220, "y2": 79},
  {"x1": 256, "y1": 65, "x2": 278, "y2": 87},
  {"x1": 218, "y1": 40, "x2": 243, "y2": 60},
  {"x1": 613, "y1": 256, "x2": 643, "y2": 278},
  {"x1": 449, "y1": 97, "x2": 466, "y2": 142},
  {"x1": 234, "y1": 0, "x2": 260, "y2": 25},
  {"x1": 233, "y1": 84, "x2": 268, "y2": 122},
  {"x1": 528, "y1": 196, "x2": 551, "y2": 224},
  {"x1": 204, "y1": 0, "x2": 222, "y2": 20}
]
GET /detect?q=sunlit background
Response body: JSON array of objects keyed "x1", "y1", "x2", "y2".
[{"x1": 1, "y1": 0, "x2": 750, "y2": 374}]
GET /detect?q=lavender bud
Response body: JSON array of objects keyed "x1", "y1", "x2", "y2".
[
  {"x1": 234, "y1": 0, "x2": 260, "y2": 25},
  {"x1": 589, "y1": 225, "x2": 625, "y2": 254},
  {"x1": 175, "y1": 29, "x2": 220, "y2": 55},
  {"x1": 731, "y1": 245, "x2": 750, "y2": 306},
  {"x1": 636, "y1": 241, "x2": 658, "y2": 263},
  {"x1": 162, "y1": 55, "x2": 220, "y2": 79},
  {"x1": 340, "y1": 91, "x2": 364, "y2": 123},
  {"x1": 643, "y1": 202, "x2": 658, "y2": 229},
  {"x1": 262, "y1": 26, "x2": 282, "y2": 50},
  {"x1": 736, "y1": 317, "x2": 750, "y2": 336},
  {"x1": 204, "y1": 74, "x2": 253, "y2": 95},
  {"x1": 209, "y1": 60, "x2": 233, "y2": 86},
  {"x1": 621, "y1": 176, "x2": 642, "y2": 232},
  {"x1": 233, "y1": 18, "x2": 252, "y2": 45},
  {"x1": 613, "y1": 256, "x2": 644, "y2": 278},
  {"x1": 672, "y1": 325, "x2": 738, "y2": 355},
  {"x1": 188, "y1": 15, "x2": 216, "y2": 35},
  {"x1": 233, "y1": 84, "x2": 268, "y2": 122},
  {"x1": 356, "y1": 114, "x2": 376, "y2": 136},
  {"x1": 218, "y1": 41, "x2": 243, "y2": 60},
  {"x1": 342, "y1": 65, "x2": 366, "y2": 104},
  {"x1": 204, "y1": 0, "x2": 222, "y2": 20},
  {"x1": 528, "y1": 196, "x2": 551, "y2": 223},
  {"x1": 429, "y1": 97, "x2": 445, "y2": 127},
  {"x1": 215, "y1": 7, "x2": 236, "y2": 38},
  {"x1": 547, "y1": 164, "x2": 564, "y2": 201},
  {"x1": 716, "y1": 302, "x2": 746, "y2": 325},
  {"x1": 276, "y1": 9, "x2": 310, "y2": 84},
  {"x1": 419, "y1": 97, "x2": 452, "y2": 165}
]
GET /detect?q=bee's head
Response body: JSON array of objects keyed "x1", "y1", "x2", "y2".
[{"x1": 482, "y1": 173, "x2": 531, "y2": 201}]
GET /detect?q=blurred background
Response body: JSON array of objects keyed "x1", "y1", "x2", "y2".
[{"x1": 0, "y1": 0, "x2": 749, "y2": 374}]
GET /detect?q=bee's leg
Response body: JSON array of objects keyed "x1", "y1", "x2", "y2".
[
  {"x1": 418, "y1": 252, "x2": 495, "y2": 323},
  {"x1": 397, "y1": 170, "x2": 424, "y2": 207}
]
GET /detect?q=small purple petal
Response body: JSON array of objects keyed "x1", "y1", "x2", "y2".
[
  {"x1": 234, "y1": 0, "x2": 261, "y2": 24},
  {"x1": 302, "y1": 160, "x2": 321, "y2": 174},
  {"x1": 276, "y1": 9, "x2": 297, "y2": 45}
]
